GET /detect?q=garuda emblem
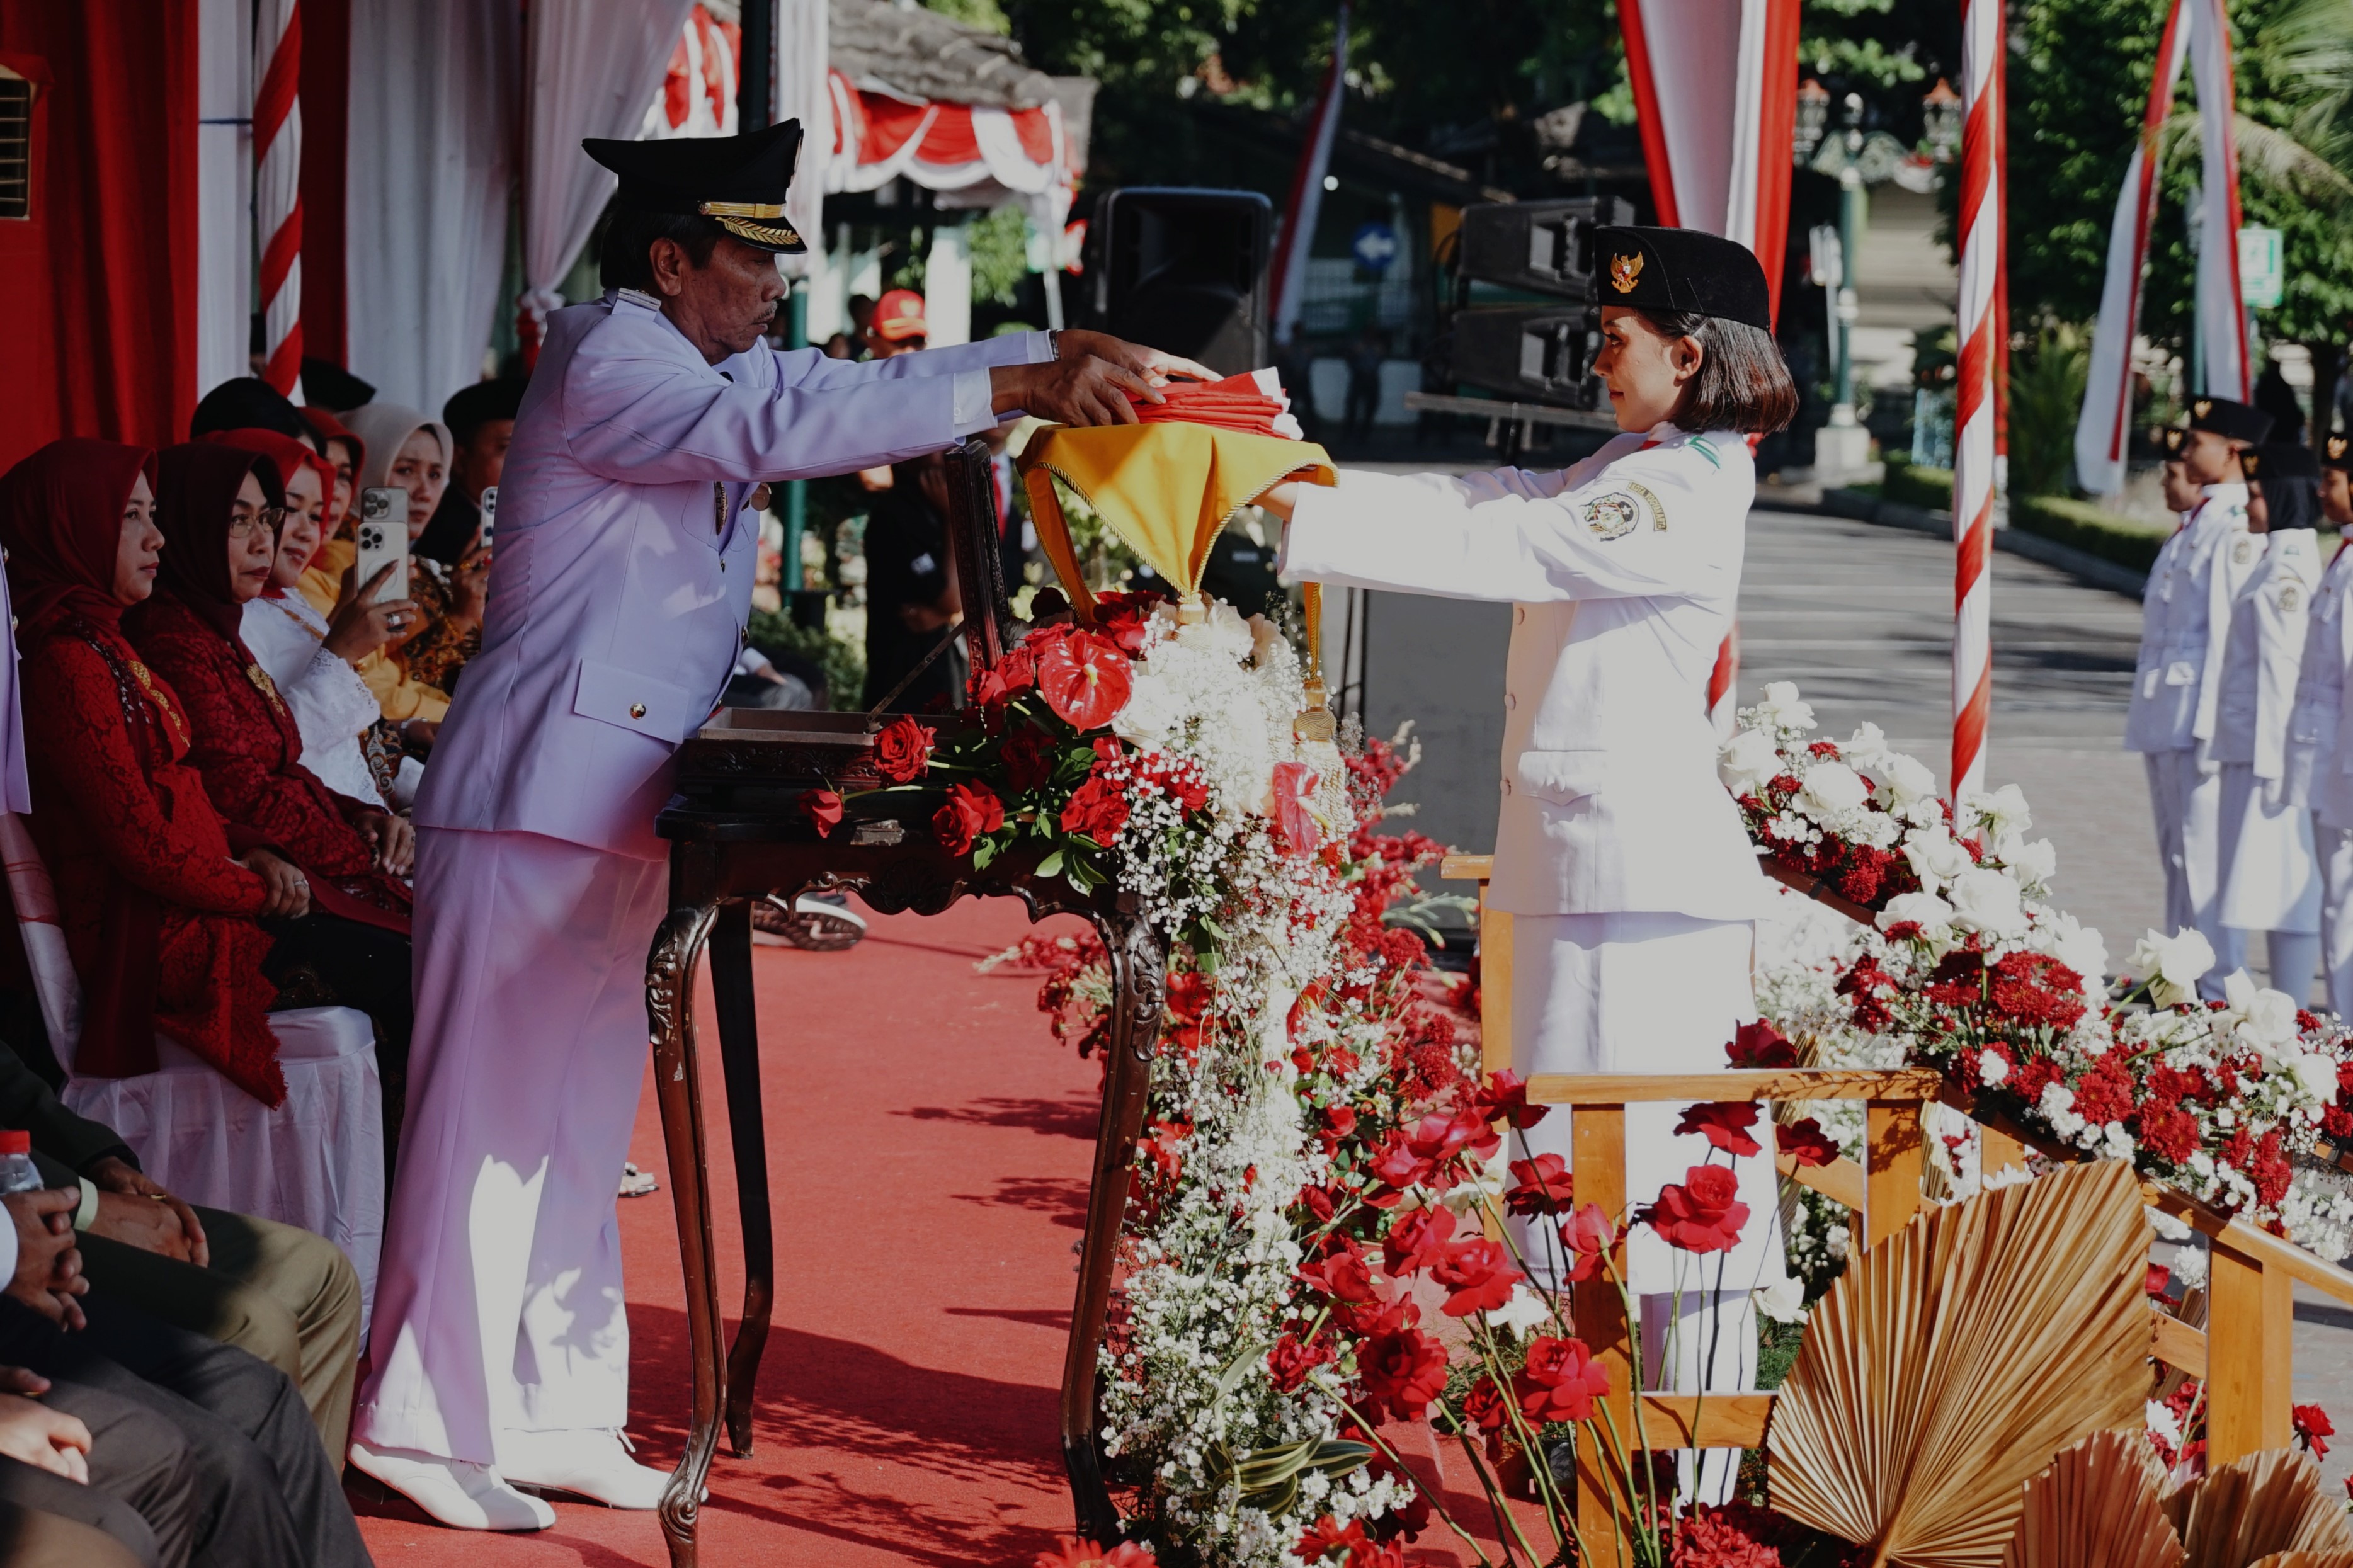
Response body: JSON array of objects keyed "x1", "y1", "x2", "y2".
[
  {"x1": 2332, "y1": 435, "x2": 2348, "y2": 462},
  {"x1": 1609, "y1": 251, "x2": 1644, "y2": 295},
  {"x1": 2194, "y1": 399, "x2": 2213, "y2": 419},
  {"x1": 1582, "y1": 492, "x2": 1641, "y2": 540}
]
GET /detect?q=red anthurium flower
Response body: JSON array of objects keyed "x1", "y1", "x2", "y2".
[
  {"x1": 1297, "y1": 1242, "x2": 1375, "y2": 1304},
  {"x1": 872, "y1": 716, "x2": 935, "y2": 782},
  {"x1": 1473, "y1": 1069, "x2": 1551, "y2": 1130},
  {"x1": 1646, "y1": 1165, "x2": 1750, "y2": 1254},
  {"x1": 1001, "y1": 727, "x2": 1055, "y2": 791},
  {"x1": 800, "y1": 788, "x2": 843, "y2": 838},
  {"x1": 1726, "y1": 1020, "x2": 1798, "y2": 1069},
  {"x1": 1513, "y1": 1335, "x2": 1611, "y2": 1424},
  {"x1": 1060, "y1": 775, "x2": 1132, "y2": 846},
  {"x1": 1559, "y1": 1202, "x2": 1614, "y2": 1282},
  {"x1": 1035, "y1": 627, "x2": 1134, "y2": 730},
  {"x1": 1429, "y1": 1238, "x2": 1523, "y2": 1317},
  {"x1": 1676, "y1": 1101, "x2": 1762, "y2": 1157},
  {"x1": 932, "y1": 780, "x2": 1005, "y2": 856},
  {"x1": 1505, "y1": 1154, "x2": 1575, "y2": 1217},
  {"x1": 1356, "y1": 1315, "x2": 1449, "y2": 1421},
  {"x1": 2296, "y1": 1402, "x2": 2336, "y2": 1458},
  {"x1": 1381, "y1": 1205, "x2": 1456, "y2": 1277},
  {"x1": 1270, "y1": 759, "x2": 1321, "y2": 856},
  {"x1": 1775, "y1": 1118, "x2": 1839, "y2": 1168},
  {"x1": 1033, "y1": 1540, "x2": 1157, "y2": 1568}
]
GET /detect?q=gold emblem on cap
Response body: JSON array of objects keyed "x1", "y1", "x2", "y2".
[
  {"x1": 2332, "y1": 435, "x2": 2348, "y2": 460},
  {"x1": 699, "y1": 201, "x2": 788, "y2": 219},
  {"x1": 2195, "y1": 399, "x2": 2213, "y2": 418},
  {"x1": 1609, "y1": 252, "x2": 1644, "y2": 294}
]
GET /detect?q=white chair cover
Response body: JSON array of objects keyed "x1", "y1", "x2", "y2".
[{"x1": 0, "y1": 814, "x2": 384, "y2": 1324}]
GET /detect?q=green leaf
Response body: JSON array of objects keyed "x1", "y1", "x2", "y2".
[
  {"x1": 972, "y1": 839, "x2": 999, "y2": 870},
  {"x1": 1035, "y1": 848, "x2": 1064, "y2": 878}
]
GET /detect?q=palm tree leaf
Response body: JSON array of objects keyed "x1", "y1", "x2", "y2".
[
  {"x1": 2002, "y1": 1429, "x2": 2182, "y2": 1568},
  {"x1": 2176, "y1": 1448, "x2": 2353, "y2": 1568},
  {"x1": 1767, "y1": 1160, "x2": 2154, "y2": 1567},
  {"x1": 2156, "y1": 111, "x2": 2353, "y2": 211}
]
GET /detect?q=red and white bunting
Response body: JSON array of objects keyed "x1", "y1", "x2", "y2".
[
  {"x1": 1268, "y1": 3, "x2": 1349, "y2": 348},
  {"x1": 1952, "y1": 0, "x2": 2003, "y2": 803},
  {"x1": 254, "y1": 0, "x2": 304, "y2": 401}
]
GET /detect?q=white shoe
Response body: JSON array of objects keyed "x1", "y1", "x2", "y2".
[
  {"x1": 348, "y1": 1441, "x2": 555, "y2": 1531},
  {"x1": 501, "y1": 1429, "x2": 672, "y2": 1511}
]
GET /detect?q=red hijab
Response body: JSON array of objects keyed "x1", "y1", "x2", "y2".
[
  {"x1": 0, "y1": 439, "x2": 158, "y2": 644},
  {"x1": 143, "y1": 443, "x2": 280, "y2": 649}
]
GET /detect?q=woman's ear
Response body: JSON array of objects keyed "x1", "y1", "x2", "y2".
[{"x1": 1670, "y1": 334, "x2": 1706, "y2": 385}]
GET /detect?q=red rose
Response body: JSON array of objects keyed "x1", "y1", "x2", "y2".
[
  {"x1": 2297, "y1": 1402, "x2": 2335, "y2": 1458},
  {"x1": 1461, "y1": 1375, "x2": 1511, "y2": 1436},
  {"x1": 1319, "y1": 1105, "x2": 1357, "y2": 1142},
  {"x1": 1270, "y1": 759, "x2": 1321, "y2": 856},
  {"x1": 1559, "y1": 1202, "x2": 1614, "y2": 1282},
  {"x1": 1676, "y1": 1102, "x2": 1762, "y2": 1157},
  {"x1": 1428, "y1": 1237, "x2": 1522, "y2": 1317},
  {"x1": 1355, "y1": 1317, "x2": 1449, "y2": 1421},
  {"x1": 801, "y1": 788, "x2": 843, "y2": 838},
  {"x1": 873, "y1": 716, "x2": 936, "y2": 782},
  {"x1": 1474, "y1": 1069, "x2": 1551, "y2": 1130},
  {"x1": 1775, "y1": 1118, "x2": 1838, "y2": 1168},
  {"x1": 1001, "y1": 727, "x2": 1055, "y2": 791},
  {"x1": 1093, "y1": 593, "x2": 1160, "y2": 654},
  {"x1": 1646, "y1": 1164, "x2": 1750, "y2": 1254},
  {"x1": 1381, "y1": 1205, "x2": 1456, "y2": 1276},
  {"x1": 1059, "y1": 776, "x2": 1131, "y2": 846},
  {"x1": 1505, "y1": 1153, "x2": 1575, "y2": 1217},
  {"x1": 1513, "y1": 1335, "x2": 1610, "y2": 1424},
  {"x1": 1726, "y1": 1020, "x2": 1797, "y2": 1068},
  {"x1": 932, "y1": 780, "x2": 1005, "y2": 856},
  {"x1": 1297, "y1": 1239, "x2": 1374, "y2": 1303},
  {"x1": 1266, "y1": 1332, "x2": 1333, "y2": 1393},
  {"x1": 973, "y1": 645, "x2": 1037, "y2": 708},
  {"x1": 1366, "y1": 1130, "x2": 1435, "y2": 1194},
  {"x1": 1035, "y1": 628, "x2": 1134, "y2": 730}
]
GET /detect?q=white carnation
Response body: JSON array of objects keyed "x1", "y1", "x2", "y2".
[
  {"x1": 1947, "y1": 866, "x2": 2029, "y2": 938},
  {"x1": 1718, "y1": 728, "x2": 1782, "y2": 796},
  {"x1": 1901, "y1": 824, "x2": 1974, "y2": 893},
  {"x1": 1961, "y1": 781, "x2": 2033, "y2": 841},
  {"x1": 1756, "y1": 681, "x2": 1816, "y2": 732},
  {"x1": 1977, "y1": 1049, "x2": 2010, "y2": 1085},
  {"x1": 1879, "y1": 890, "x2": 1956, "y2": 941},
  {"x1": 1798, "y1": 761, "x2": 1871, "y2": 817}
]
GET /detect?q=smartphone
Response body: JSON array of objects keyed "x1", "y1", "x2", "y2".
[
  {"x1": 355, "y1": 487, "x2": 409, "y2": 603},
  {"x1": 476, "y1": 486, "x2": 498, "y2": 554}
]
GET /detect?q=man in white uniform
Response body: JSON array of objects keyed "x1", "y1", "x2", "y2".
[
  {"x1": 2126, "y1": 426, "x2": 2218, "y2": 933},
  {"x1": 2282, "y1": 435, "x2": 2353, "y2": 1013},
  {"x1": 348, "y1": 121, "x2": 1205, "y2": 1528}
]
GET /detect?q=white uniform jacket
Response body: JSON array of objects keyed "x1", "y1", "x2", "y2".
[
  {"x1": 415, "y1": 290, "x2": 1050, "y2": 858},
  {"x1": 2185, "y1": 487, "x2": 2261, "y2": 752},
  {"x1": 1280, "y1": 423, "x2": 1767, "y2": 921},
  {"x1": 2213, "y1": 528, "x2": 2323, "y2": 782},
  {"x1": 2285, "y1": 533, "x2": 2353, "y2": 826},
  {"x1": 2122, "y1": 509, "x2": 2194, "y2": 753}
]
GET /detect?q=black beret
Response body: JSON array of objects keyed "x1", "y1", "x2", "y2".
[
  {"x1": 2245, "y1": 442, "x2": 2320, "y2": 482},
  {"x1": 584, "y1": 120, "x2": 807, "y2": 255},
  {"x1": 443, "y1": 378, "x2": 527, "y2": 441},
  {"x1": 300, "y1": 358, "x2": 375, "y2": 413},
  {"x1": 1590, "y1": 225, "x2": 1774, "y2": 332},
  {"x1": 190, "y1": 377, "x2": 311, "y2": 445},
  {"x1": 2159, "y1": 426, "x2": 2187, "y2": 457},
  {"x1": 2323, "y1": 432, "x2": 2353, "y2": 474},
  {"x1": 2185, "y1": 397, "x2": 2272, "y2": 443}
]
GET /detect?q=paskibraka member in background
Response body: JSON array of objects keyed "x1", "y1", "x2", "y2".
[
  {"x1": 414, "y1": 380, "x2": 523, "y2": 567},
  {"x1": 1260, "y1": 225, "x2": 1796, "y2": 1506},
  {"x1": 2283, "y1": 436, "x2": 2353, "y2": 1017},
  {"x1": 350, "y1": 117, "x2": 1212, "y2": 1531}
]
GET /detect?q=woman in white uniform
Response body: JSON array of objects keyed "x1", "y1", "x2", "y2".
[
  {"x1": 1263, "y1": 225, "x2": 1792, "y2": 1501},
  {"x1": 2282, "y1": 436, "x2": 2353, "y2": 1014}
]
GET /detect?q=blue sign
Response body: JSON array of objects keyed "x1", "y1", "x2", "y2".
[{"x1": 1351, "y1": 222, "x2": 1399, "y2": 273}]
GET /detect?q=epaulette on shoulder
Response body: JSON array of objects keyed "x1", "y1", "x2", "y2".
[{"x1": 1687, "y1": 435, "x2": 1722, "y2": 469}]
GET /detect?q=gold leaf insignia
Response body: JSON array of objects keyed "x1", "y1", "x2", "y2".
[
  {"x1": 1627, "y1": 480, "x2": 1669, "y2": 531},
  {"x1": 1609, "y1": 251, "x2": 1644, "y2": 295},
  {"x1": 2194, "y1": 398, "x2": 2213, "y2": 418},
  {"x1": 2331, "y1": 435, "x2": 2347, "y2": 461},
  {"x1": 714, "y1": 216, "x2": 802, "y2": 249}
]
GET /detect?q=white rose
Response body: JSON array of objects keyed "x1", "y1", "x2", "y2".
[
  {"x1": 2291, "y1": 1052, "x2": 2340, "y2": 1103},
  {"x1": 1756, "y1": 681, "x2": 1816, "y2": 732},
  {"x1": 1902, "y1": 825, "x2": 1974, "y2": 893},
  {"x1": 2002, "y1": 836, "x2": 2059, "y2": 889},
  {"x1": 1176, "y1": 600, "x2": 1255, "y2": 661},
  {"x1": 1718, "y1": 729, "x2": 1783, "y2": 796},
  {"x1": 1753, "y1": 1280, "x2": 1808, "y2": 1325},
  {"x1": 1878, "y1": 891, "x2": 1956, "y2": 941},
  {"x1": 1879, "y1": 753, "x2": 1939, "y2": 805},
  {"x1": 1843, "y1": 722, "x2": 1893, "y2": 769},
  {"x1": 1797, "y1": 761, "x2": 1871, "y2": 817},
  {"x1": 2128, "y1": 928, "x2": 2215, "y2": 1007},
  {"x1": 1112, "y1": 671, "x2": 1180, "y2": 748},
  {"x1": 2030, "y1": 911, "x2": 2109, "y2": 998},
  {"x1": 2223, "y1": 969, "x2": 2300, "y2": 1056},
  {"x1": 1961, "y1": 782, "x2": 2033, "y2": 841},
  {"x1": 1247, "y1": 614, "x2": 1287, "y2": 669},
  {"x1": 1484, "y1": 1285, "x2": 1553, "y2": 1338},
  {"x1": 1947, "y1": 866, "x2": 2029, "y2": 937}
]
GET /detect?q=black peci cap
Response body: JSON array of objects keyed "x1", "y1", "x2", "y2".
[
  {"x1": 2159, "y1": 426, "x2": 2187, "y2": 458},
  {"x1": 2185, "y1": 397, "x2": 2272, "y2": 444},
  {"x1": 443, "y1": 379, "x2": 527, "y2": 443},
  {"x1": 2245, "y1": 443, "x2": 2320, "y2": 482},
  {"x1": 1590, "y1": 225, "x2": 1774, "y2": 332},
  {"x1": 583, "y1": 120, "x2": 807, "y2": 254},
  {"x1": 190, "y1": 377, "x2": 312, "y2": 445}
]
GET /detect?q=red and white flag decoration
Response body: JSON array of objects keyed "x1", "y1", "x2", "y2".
[
  {"x1": 254, "y1": 0, "x2": 304, "y2": 401},
  {"x1": 1952, "y1": 0, "x2": 2003, "y2": 803},
  {"x1": 2073, "y1": 0, "x2": 2249, "y2": 495},
  {"x1": 1268, "y1": 4, "x2": 1349, "y2": 348}
]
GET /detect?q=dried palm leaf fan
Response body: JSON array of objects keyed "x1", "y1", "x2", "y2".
[
  {"x1": 1769, "y1": 1159, "x2": 2153, "y2": 1567},
  {"x1": 2245, "y1": 1556, "x2": 2353, "y2": 1567},
  {"x1": 2002, "y1": 1429, "x2": 2180, "y2": 1568},
  {"x1": 2172, "y1": 1449, "x2": 2353, "y2": 1567}
]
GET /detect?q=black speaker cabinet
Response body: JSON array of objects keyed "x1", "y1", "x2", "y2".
[
  {"x1": 1455, "y1": 196, "x2": 1634, "y2": 300},
  {"x1": 1084, "y1": 188, "x2": 1272, "y2": 377},
  {"x1": 1447, "y1": 306, "x2": 1608, "y2": 409}
]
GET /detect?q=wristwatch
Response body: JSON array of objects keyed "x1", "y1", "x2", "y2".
[{"x1": 1047, "y1": 329, "x2": 1062, "y2": 361}]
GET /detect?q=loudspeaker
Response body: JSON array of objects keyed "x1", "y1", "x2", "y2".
[
  {"x1": 1454, "y1": 196, "x2": 1634, "y2": 299},
  {"x1": 1085, "y1": 188, "x2": 1272, "y2": 376},
  {"x1": 1446, "y1": 306, "x2": 1607, "y2": 409}
]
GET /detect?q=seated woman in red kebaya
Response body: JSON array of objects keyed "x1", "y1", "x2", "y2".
[{"x1": 127, "y1": 445, "x2": 416, "y2": 1139}]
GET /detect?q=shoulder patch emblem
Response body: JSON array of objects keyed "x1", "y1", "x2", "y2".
[
  {"x1": 1626, "y1": 480, "x2": 1670, "y2": 531},
  {"x1": 2235, "y1": 537, "x2": 2259, "y2": 566},
  {"x1": 1581, "y1": 492, "x2": 1641, "y2": 540},
  {"x1": 2281, "y1": 584, "x2": 2303, "y2": 615}
]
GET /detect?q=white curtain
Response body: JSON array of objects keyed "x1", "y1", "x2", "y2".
[
  {"x1": 195, "y1": 0, "x2": 251, "y2": 400},
  {"x1": 345, "y1": 0, "x2": 521, "y2": 411},
  {"x1": 523, "y1": 0, "x2": 700, "y2": 321},
  {"x1": 773, "y1": 0, "x2": 830, "y2": 278}
]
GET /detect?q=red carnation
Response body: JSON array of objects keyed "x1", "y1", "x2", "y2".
[
  {"x1": 1001, "y1": 727, "x2": 1056, "y2": 791},
  {"x1": 800, "y1": 788, "x2": 843, "y2": 838},
  {"x1": 1355, "y1": 1315, "x2": 1449, "y2": 1421},
  {"x1": 1381, "y1": 1205, "x2": 1456, "y2": 1277},
  {"x1": 1267, "y1": 1332, "x2": 1334, "y2": 1393},
  {"x1": 1676, "y1": 1101, "x2": 1762, "y2": 1157},
  {"x1": 1513, "y1": 1335, "x2": 1611, "y2": 1424},
  {"x1": 872, "y1": 715, "x2": 935, "y2": 782},
  {"x1": 1035, "y1": 627, "x2": 1134, "y2": 730},
  {"x1": 932, "y1": 780, "x2": 1005, "y2": 856},
  {"x1": 1505, "y1": 1153, "x2": 1575, "y2": 1217},
  {"x1": 1559, "y1": 1202, "x2": 1614, "y2": 1282},
  {"x1": 1726, "y1": 1020, "x2": 1798, "y2": 1069},
  {"x1": 1775, "y1": 1118, "x2": 1838, "y2": 1168},
  {"x1": 1428, "y1": 1238, "x2": 1523, "y2": 1317},
  {"x1": 1474, "y1": 1069, "x2": 1551, "y2": 1130},
  {"x1": 1646, "y1": 1164, "x2": 1750, "y2": 1254},
  {"x1": 1674, "y1": 1502, "x2": 1790, "y2": 1568},
  {"x1": 1059, "y1": 775, "x2": 1132, "y2": 846}
]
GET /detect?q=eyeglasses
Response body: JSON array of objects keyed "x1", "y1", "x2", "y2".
[{"x1": 226, "y1": 506, "x2": 287, "y2": 541}]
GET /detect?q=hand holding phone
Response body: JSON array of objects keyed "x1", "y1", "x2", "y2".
[
  {"x1": 355, "y1": 488, "x2": 409, "y2": 604},
  {"x1": 477, "y1": 485, "x2": 498, "y2": 553}
]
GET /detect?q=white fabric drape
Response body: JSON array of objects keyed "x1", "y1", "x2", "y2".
[
  {"x1": 522, "y1": 0, "x2": 700, "y2": 324},
  {"x1": 774, "y1": 0, "x2": 831, "y2": 276},
  {"x1": 345, "y1": 0, "x2": 521, "y2": 412},
  {"x1": 2189, "y1": 0, "x2": 2250, "y2": 404},
  {"x1": 195, "y1": 0, "x2": 252, "y2": 401}
]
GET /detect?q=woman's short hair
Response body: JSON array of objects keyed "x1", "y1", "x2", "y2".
[
  {"x1": 598, "y1": 210, "x2": 727, "y2": 293},
  {"x1": 1640, "y1": 309, "x2": 1799, "y2": 435}
]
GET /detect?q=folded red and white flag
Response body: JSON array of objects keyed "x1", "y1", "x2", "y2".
[{"x1": 1126, "y1": 369, "x2": 1305, "y2": 440}]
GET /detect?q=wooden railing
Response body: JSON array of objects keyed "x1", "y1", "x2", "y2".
[{"x1": 1439, "y1": 851, "x2": 2353, "y2": 1553}]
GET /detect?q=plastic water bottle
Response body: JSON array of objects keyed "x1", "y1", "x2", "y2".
[{"x1": 0, "y1": 1131, "x2": 40, "y2": 1195}]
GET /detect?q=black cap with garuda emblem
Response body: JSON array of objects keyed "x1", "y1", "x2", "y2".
[
  {"x1": 2245, "y1": 443, "x2": 2320, "y2": 482},
  {"x1": 2158, "y1": 426, "x2": 2187, "y2": 458},
  {"x1": 1590, "y1": 225, "x2": 1774, "y2": 332},
  {"x1": 2184, "y1": 397, "x2": 2272, "y2": 445},
  {"x1": 2323, "y1": 432, "x2": 2353, "y2": 474},
  {"x1": 583, "y1": 120, "x2": 808, "y2": 254}
]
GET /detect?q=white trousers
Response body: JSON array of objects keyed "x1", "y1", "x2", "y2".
[
  {"x1": 353, "y1": 827, "x2": 668, "y2": 1464},
  {"x1": 2174, "y1": 749, "x2": 2231, "y2": 999},
  {"x1": 2321, "y1": 823, "x2": 2353, "y2": 1018},
  {"x1": 2144, "y1": 751, "x2": 2192, "y2": 937},
  {"x1": 2218, "y1": 762, "x2": 2322, "y2": 1001}
]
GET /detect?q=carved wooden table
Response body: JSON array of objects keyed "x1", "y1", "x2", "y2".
[{"x1": 639, "y1": 439, "x2": 1162, "y2": 1565}]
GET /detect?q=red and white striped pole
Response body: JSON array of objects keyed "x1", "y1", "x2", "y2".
[
  {"x1": 1951, "y1": 0, "x2": 2002, "y2": 804},
  {"x1": 254, "y1": 0, "x2": 304, "y2": 400}
]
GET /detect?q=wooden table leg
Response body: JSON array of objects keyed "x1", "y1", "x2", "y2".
[
  {"x1": 708, "y1": 900, "x2": 773, "y2": 1457},
  {"x1": 1059, "y1": 912, "x2": 1165, "y2": 1545},
  {"x1": 648, "y1": 904, "x2": 722, "y2": 1568}
]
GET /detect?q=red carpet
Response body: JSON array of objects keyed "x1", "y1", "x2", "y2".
[{"x1": 350, "y1": 899, "x2": 1518, "y2": 1566}]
